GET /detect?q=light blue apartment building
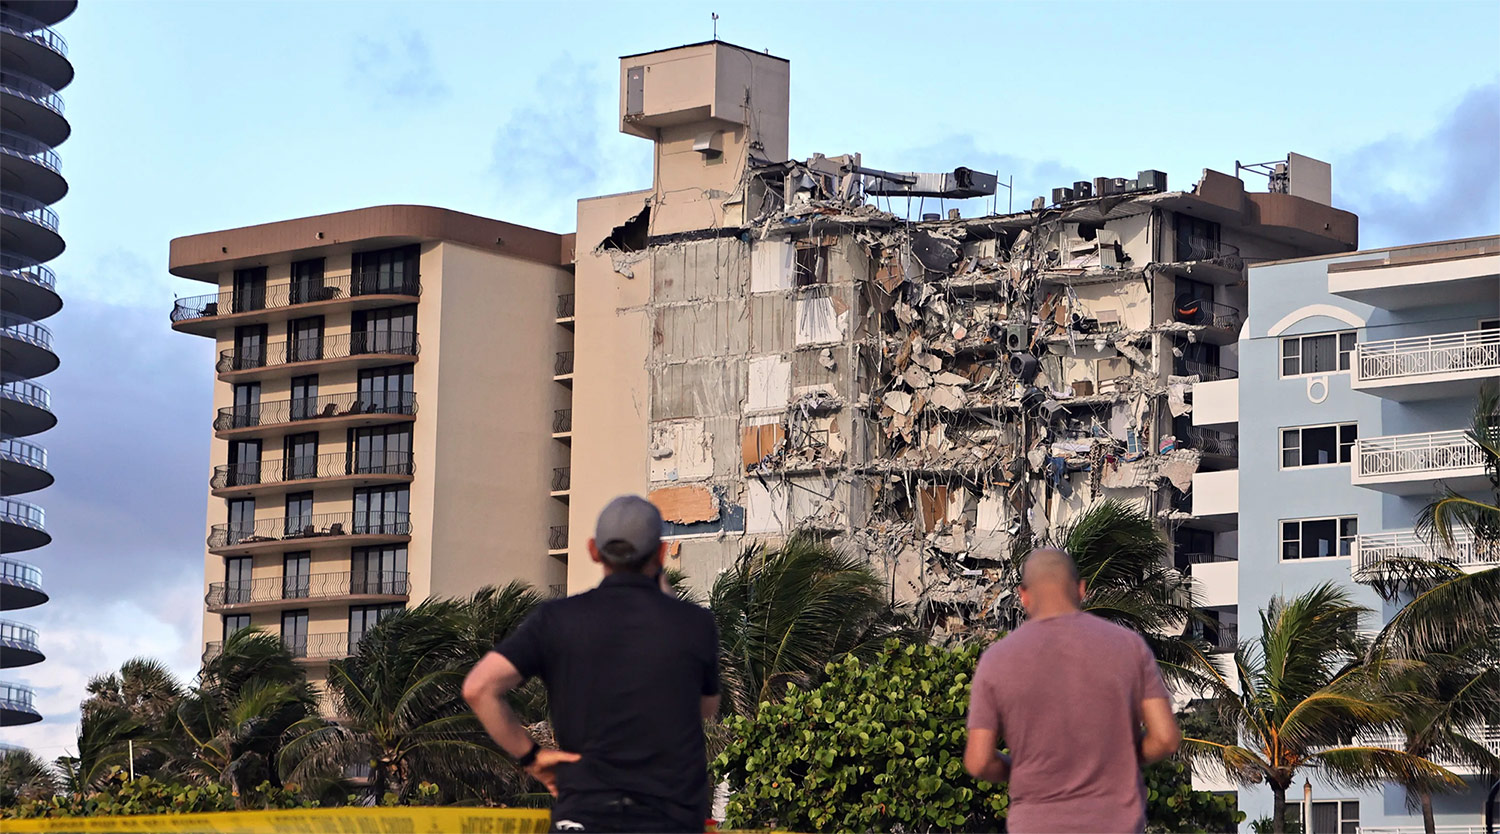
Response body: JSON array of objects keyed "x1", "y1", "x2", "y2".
[{"x1": 1187, "y1": 235, "x2": 1499, "y2": 832}]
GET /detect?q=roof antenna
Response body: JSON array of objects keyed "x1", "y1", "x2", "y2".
[{"x1": 711, "y1": 12, "x2": 719, "y2": 39}]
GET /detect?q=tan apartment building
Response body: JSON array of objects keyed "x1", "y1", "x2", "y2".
[{"x1": 169, "y1": 206, "x2": 575, "y2": 686}]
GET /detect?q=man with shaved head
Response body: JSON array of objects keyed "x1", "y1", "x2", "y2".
[{"x1": 963, "y1": 547, "x2": 1181, "y2": 833}]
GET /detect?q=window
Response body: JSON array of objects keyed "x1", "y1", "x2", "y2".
[
  {"x1": 280, "y1": 610, "x2": 308, "y2": 657},
  {"x1": 225, "y1": 557, "x2": 252, "y2": 605},
  {"x1": 232, "y1": 267, "x2": 266, "y2": 313},
  {"x1": 227, "y1": 440, "x2": 260, "y2": 487},
  {"x1": 1281, "y1": 331, "x2": 1356, "y2": 376},
  {"x1": 222, "y1": 614, "x2": 250, "y2": 642},
  {"x1": 358, "y1": 365, "x2": 414, "y2": 412},
  {"x1": 233, "y1": 324, "x2": 267, "y2": 370},
  {"x1": 231, "y1": 383, "x2": 260, "y2": 429},
  {"x1": 283, "y1": 552, "x2": 309, "y2": 599},
  {"x1": 353, "y1": 306, "x2": 416, "y2": 355},
  {"x1": 1173, "y1": 527, "x2": 1216, "y2": 571},
  {"x1": 287, "y1": 316, "x2": 323, "y2": 363},
  {"x1": 1173, "y1": 337, "x2": 1222, "y2": 378},
  {"x1": 289, "y1": 375, "x2": 318, "y2": 422},
  {"x1": 285, "y1": 492, "x2": 314, "y2": 537},
  {"x1": 289, "y1": 258, "x2": 325, "y2": 305},
  {"x1": 1281, "y1": 423, "x2": 1357, "y2": 467},
  {"x1": 227, "y1": 499, "x2": 255, "y2": 545},
  {"x1": 349, "y1": 603, "x2": 405, "y2": 650},
  {"x1": 1174, "y1": 214, "x2": 1220, "y2": 262},
  {"x1": 794, "y1": 241, "x2": 829, "y2": 286},
  {"x1": 1290, "y1": 799, "x2": 1359, "y2": 834},
  {"x1": 283, "y1": 432, "x2": 317, "y2": 482},
  {"x1": 1282, "y1": 517, "x2": 1357, "y2": 560},
  {"x1": 1482, "y1": 318, "x2": 1499, "y2": 331},
  {"x1": 349, "y1": 425, "x2": 411, "y2": 475},
  {"x1": 352, "y1": 245, "x2": 419, "y2": 296},
  {"x1": 353, "y1": 546, "x2": 407, "y2": 595},
  {"x1": 354, "y1": 486, "x2": 408, "y2": 535}
]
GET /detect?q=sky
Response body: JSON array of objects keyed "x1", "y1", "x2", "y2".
[{"x1": 3, "y1": 0, "x2": 1497, "y2": 758}]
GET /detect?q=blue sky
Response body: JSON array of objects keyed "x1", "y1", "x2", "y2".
[{"x1": 4, "y1": 0, "x2": 1497, "y2": 757}]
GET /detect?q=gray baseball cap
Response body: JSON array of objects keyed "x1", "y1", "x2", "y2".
[{"x1": 594, "y1": 495, "x2": 663, "y2": 565}]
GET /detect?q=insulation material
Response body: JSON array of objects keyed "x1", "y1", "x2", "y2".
[
  {"x1": 650, "y1": 485, "x2": 721, "y2": 524},
  {"x1": 795, "y1": 294, "x2": 848, "y2": 346},
  {"x1": 655, "y1": 301, "x2": 751, "y2": 362},
  {"x1": 650, "y1": 361, "x2": 746, "y2": 420},
  {"x1": 750, "y1": 240, "x2": 795, "y2": 293},
  {"x1": 741, "y1": 422, "x2": 785, "y2": 469},
  {"x1": 746, "y1": 355, "x2": 791, "y2": 413},
  {"x1": 745, "y1": 479, "x2": 789, "y2": 534},
  {"x1": 648, "y1": 419, "x2": 714, "y2": 482},
  {"x1": 976, "y1": 489, "x2": 1010, "y2": 532}
]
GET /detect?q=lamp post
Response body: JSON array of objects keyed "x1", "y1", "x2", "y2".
[{"x1": 1302, "y1": 778, "x2": 1312, "y2": 833}]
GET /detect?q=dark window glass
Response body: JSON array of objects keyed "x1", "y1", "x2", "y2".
[
  {"x1": 289, "y1": 259, "x2": 326, "y2": 305},
  {"x1": 1302, "y1": 518, "x2": 1338, "y2": 558},
  {"x1": 284, "y1": 433, "x2": 317, "y2": 481},
  {"x1": 288, "y1": 316, "x2": 323, "y2": 363},
  {"x1": 350, "y1": 426, "x2": 412, "y2": 475},
  {"x1": 228, "y1": 440, "x2": 261, "y2": 486},
  {"x1": 285, "y1": 492, "x2": 314, "y2": 536},
  {"x1": 1300, "y1": 425, "x2": 1338, "y2": 466},
  {"x1": 1282, "y1": 521, "x2": 1300, "y2": 559},
  {"x1": 232, "y1": 267, "x2": 266, "y2": 313},
  {"x1": 223, "y1": 614, "x2": 250, "y2": 641},
  {"x1": 234, "y1": 324, "x2": 267, "y2": 370},
  {"x1": 353, "y1": 486, "x2": 408, "y2": 534},
  {"x1": 1174, "y1": 214, "x2": 1220, "y2": 262},
  {"x1": 1339, "y1": 518, "x2": 1358, "y2": 556},
  {"x1": 1282, "y1": 338, "x2": 1301, "y2": 377},
  {"x1": 228, "y1": 499, "x2": 255, "y2": 544},
  {"x1": 353, "y1": 306, "x2": 417, "y2": 355},
  {"x1": 225, "y1": 557, "x2": 252, "y2": 604},
  {"x1": 358, "y1": 365, "x2": 414, "y2": 412},
  {"x1": 352, "y1": 546, "x2": 407, "y2": 594},
  {"x1": 290, "y1": 375, "x2": 318, "y2": 421},
  {"x1": 282, "y1": 552, "x2": 309, "y2": 599},
  {"x1": 1338, "y1": 424, "x2": 1357, "y2": 463},
  {"x1": 349, "y1": 603, "x2": 405, "y2": 649},
  {"x1": 794, "y1": 244, "x2": 828, "y2": 286},
  {"x1": 281, "y1": 610, "x2": 308, "y2": 656},
  {"x1": 352, "y1": 245, "x2": 419, "y2": 296}
]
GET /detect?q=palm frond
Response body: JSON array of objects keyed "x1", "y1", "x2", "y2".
[{"x1": 1312, "y1": 746, "x2": 1466, "y2": 795}]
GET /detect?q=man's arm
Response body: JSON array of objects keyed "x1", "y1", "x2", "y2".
[
  {"x1": 462, "y1": 652, "x2": 579, "y2": 796},
  {"x1": 1139, "y1": 696, "x2": 1182, "y2": 764},
  {"x1": 963, "y1": 727, "x2": 1012, "y2": 783}
]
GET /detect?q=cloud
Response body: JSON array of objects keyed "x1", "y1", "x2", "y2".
[
  {"x1": 349, "y1": 32, "x2": 449, "y2": 104},
  {"x1": 1335, "y1": 80, "x2": 1500, "y2": 248}
]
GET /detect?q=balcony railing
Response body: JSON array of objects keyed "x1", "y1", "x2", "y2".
[
  {"x1": 0, "y1": 681, "x2": 35, "y2": 712},
  {"x1": 1, "y1": 379, "x2": 50, "y2": 411},
  {"x1": 548, "y1": 583, "x2": 566, "y2": 599},
  {"x1": 0, "y1": 498, "x2": 44, "y2": 532},
  {"x1": 549, "y1": 526, "x2": 568, "y2": 550},
  {"x1": 0, "y1": 9, "x2": 68, "y2": 57},
  {"x1": 554, "y1": 351, "x2": 574, "y2": 376},
  {"x1": 1355, "y1": 429, "x2": 1489, "y2": 480},
  {"x1": 171, "y1": 272, "x2": 420, "y2": 323},
  {"x1": 1180, "y1": 426, "x2": 1238, "y2": 457},
  {"x1": 1356, "y1": 329, "x2": 1500, "y2": 382},
  {"x1": 206, "y1": 570, "x2": 409, "y2": 608},
  {"x1": 1355, "y1": 529, "x2": 1499, "y2": 576},
  {"x1": 1201, "y1": 624, "x2": 1237, "y2": 654},
  {"x1": 208, "y1": 511, "x2": 411, "y2": 549},
  {"x1": 214, "y1": 391, "x2": 417, "y2": 432},
  {"x1": 0, "y1": 191, "x2": 58, "y2": 233},
  {"x1": 553, "y1": 408, "x2": 572, "y2": 433},
  {"x1": 0, "y1": 130, "x2": 60, "y2": 174},
  {"x1": 0, "y1": 69, "x2": 63, "y2": 116},
  {"x1": 0, "y1": 438, "x2": 47, "y2": 472},
  {"x1": 1, "y1": 312, "x2": 52, "y2": 352},
  {"x1": 217, "y1": 331, "x2": 419, "y2": 373},
  {"x1": 1177, "y1": 359, "x2": 1238, "y2": 381},
  {"x1": 0, "y1": 255, "x2": 56, "y2": 291},
  {"x1": 1173, "y1": 295, "x2": 1240, "y2": 330},
  {"x1": 211, "y1": 451, "x2": 414, "y2": 490},
  {"x1": 552, "y1": 467, "x2": 571, "y2": 492},
  {"x1": 557, "y1": 293, "x2": 575, "y2": 319},
  {"x1": 1358, "y1": 724, "x2": 1500, "y2": 763},
  {"x1": 0, "y1": 620, "x2": 39, "y2": 654},
  {"x1": 0, "y1": 558, "x2": 42, "y2": 592},
  {"x1": 286, "y1": 632, "x2": 361, "y2": 661}
]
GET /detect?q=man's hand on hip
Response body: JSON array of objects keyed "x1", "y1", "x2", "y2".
[{"x1": 527, "y1": 749, "x2": 582, "y2": 797}]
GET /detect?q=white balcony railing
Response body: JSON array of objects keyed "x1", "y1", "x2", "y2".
[
  {"x1": 1356, "y1": 724, "x2": 1500, "y2": 770},
  {"x1": 1355, "y1": 529, "x2": 1500, "y2": 577},
  {"x1": 1356, "y1": 328, "x2": 1500, "y2": 382},
  {"x1": 1354, "y1": 429, "x2": 1487, "y2": 480}
]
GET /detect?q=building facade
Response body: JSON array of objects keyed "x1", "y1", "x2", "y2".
[
  {"x1": 0, "y1": 0, "x2": 73, "y2": 729},
  {"x1": 1188, "y1": 236, "x2": 1499, "y2": 831},
  {"x1": 168, "y1": 206, "x2": 575, "y2": 696}
]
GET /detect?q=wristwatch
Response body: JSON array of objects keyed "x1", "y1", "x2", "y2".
[{"x1": 515, "y1": 740, "x2": 540, "y2": 768}]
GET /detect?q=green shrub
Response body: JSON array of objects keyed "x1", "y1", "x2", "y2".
[
  {"x1": 2, "y1": 769, "x2": 316, "y2": 818},
  {"x1": 1143, "y1": 760, "x2": 1242, "y2": 833}
]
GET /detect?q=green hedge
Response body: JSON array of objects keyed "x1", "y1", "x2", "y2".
[{"x1": 3, "y1": 770, "x2": 316, "y2": 818}]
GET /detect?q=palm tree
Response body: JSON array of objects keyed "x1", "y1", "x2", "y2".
[
  {"x1": 80, "y1": 657, "x2": 185, "y2": 779},
  {"x1": 0, "y1": 748, "x2": 58, "y2": 806},
  {"x1": 281, "y1": 587, "x2": 538, "y2": 804},
  {"x1": 709, "y1": 532, "x2": 913, "y2": 718},
  {"x1": 1183, "y1": 583, "x2": 1463, "y2": 834},
  {"x1": 55, "y1": 705, "x2": 151, "y2": 794}
]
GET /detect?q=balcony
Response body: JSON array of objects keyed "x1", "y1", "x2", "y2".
[
  {"x1": 0, "y1": 438, "x2": 51, "y2": 495},
  {"x1": 1162, "y1": 239, "x2": 1245, "y2": 286},
  {"x1": 170, "y1": 273, "x2": 420, "y2": 336},
  {"x1": 0, "y1": 680, "x2": 39, "y2": 726},
  {"x1": 0, "y1": 255, "x2": 61, "y2": 320},
  {"x1": 1356, "y1": 725, "x2": 1499, "y2": 774},
  {"x1": 1191, "y1": 378, "x2": 1238, "y2": 429},
  {"x1": 206, "y1": 570, "x2": 409, "y2": 613},
  {"x1": 207, "y1": 511, "x2": 411, "y2": 556},
  {"x1": 551, "y1": 467, "x2": 571, "y2": 494},
  {"x1": 0, "y1": 190, "x2": 63, "y2": 262},
  {"x1": 1172, "y1": 295, "x2": 1241, "y2": 345},
  {"x1": 549, "y1": 525, "x2": 568, "y2": 553},
  {"x1": 1189, "y1": 469, "x2": 1238, "y2": 530},
  {"x1": 1353, "y1": 529, "x2": 1499, "y2": 580},
  {"x1": 554, "y1": 350, "x2": 574, "y2": 380},
  {"x1": 0, "y1": 69, "x2": 68, "y2": 147},
  {"x1": 205, "y1": 631, "x2": 362, "y2": 664},
  {"x1": 1353, "y1": 328, "x2": 1500, "y2": 401},
  {"x1": 1178, "y1": 425, "x2": 1238, "y2": 460},
  {"x1": 0, "y1": 312, "x2": 58, "y2": 379},
  {"x1": 0, "y1": 8, "x2": 72, "y2": 90},
  {"x1": 1328, "y1": 242, "x2": 1499, "y2": 310},
  {"x1": 0, "y1": 558, "x2": 46, "y2": 611},
  {"x1": 214, "y1": 391, "x2": 417, "y2": 438},
  {"x1": 210, "y1": 451, "x2": 414, "y2": 498},
  {"x1": 217, "y1": 331, "x2": 419, "y2": 382},
  {"x1": 0, "y1": 379, "x2": 54, "y2": 438},
  {"x1": 557, "y1": 293, "x2": 575, "y2": 322},
  {"x1": 0, "y1": 497, "x2": 48, "y2": 553},
  {"x1": 0, "y1": 620, "x2": 42, "y2": 668},
  {"x1": 1187, "y1": 556, "x2": 1238, "y2": 609},
  {"x1": 1352, "y1": 429, "x2": 1492, "y2": 495},
  {"x1": 552, "y1": 408, "x2": 572, "y2": 436},
  {"x1": 0, "y1": 129, "x2": 66, "y2": 204}
]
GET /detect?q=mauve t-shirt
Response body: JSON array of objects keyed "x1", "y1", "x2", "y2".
[{"x1": 967, "y1": 611, "x2": 1169, "y2": 834}]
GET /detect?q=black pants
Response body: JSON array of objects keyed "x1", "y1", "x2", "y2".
[{"x1": 549, "y1": 792, "x2": 702, "y2": 833}]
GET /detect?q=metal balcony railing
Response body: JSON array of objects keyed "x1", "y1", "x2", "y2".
[
  {"x1": 217, "y1": 331, "x2": 419, "y2": 373},
  {"x1": 1355, "y1": 429, "x2": 1489, "y2": 480},
  {"x1": 1356, "y1": 329, "x2": 1500, "y2": 382},
  {"x1": 1180, "y1": 552, "x2": 1234, "y2": 565},
  {"x1": 0, "y1": 130, "x2": 60, "y2": 174},
  {"x1": 552, "y1": 467, "x2": 571, "y2": 492},
  {"x1": 0, "y1": 70, "x2": 63, "y2": 116},
  {"x1": 0, "y1": 438, "x2": 47, "y2": 472},
  {"x1": 206, "y1": 571, "x2": 409, "y2": 608},
  {"x1": 1, "y1": 380, "x2": 50, "y2": 411},
  {"x1": 554, "y1": 351, "x2": 574, "y2": 376},
  {"x1": 1173, "y1": 295, "x2": 1240, "y2": 330},
  {"x1": 1181, "y1": 426, "x2": 1238, "y2": 457},
  {"x1": 549, "y1": 526, "x2": 568, "y2": 550},
  {"x1": 553, "y1": 408, "x2": 572, "y2": 433},
  {"x1": 1355, "y1": 529, "x2": 1499, "y2": 577},
  {"x1": 0, "y1": 681, "x2": 36, "y2": 712},
  {"x1": 1357, "y1": 725, "x2": 1500, "y2": 763},
  {"x1": 0, "y1": 255, "x2": 56, "y2": 291},
  {"x1": 1177, "y1": 359, "x2": 1238, "y2": 381},
  {"x1": 0, "y1": 498, "x2": 44, "y2": 532},
  {"x1": 0, "y1": 558, "x2": 42, "y2": 592},
  {"x1": 0, "y1": 620, "x2": 39, "y2": 654},
  {"x1": 557, "y1": 293, "x2": 575, "y2": 319},
  {"x1": 548, "y1": 583, "x2": 566, "y2": 599},
  {"x1": 171, "y1": 272, "x2": 420, "y2": 323},
  {"x1": 0, "y1": 9, "x2": 68, "y2": 57},
  {"x1": 0, "y1": 312, "x2": 52, "y2": 352},
  {"x1": 208, "y1": 511, "x2": 411, "y2": 549},
  {"x1": 286, "y1": 632, "x2": 359, "y2": 661},
  {"x1": 211, "y1": 451, "x2": 414, "y2": 490},
  {"x1": 214, "y1": 391, "x2": 417, "y2": 432},
  {"x1": 1206, "y1": 624, "x2": 1237, "y2": 654},
  {"x1": 0, "y1": 191, "x2": 58, "y2": 233}
]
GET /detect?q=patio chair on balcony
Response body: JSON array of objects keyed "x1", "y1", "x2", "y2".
[
  {"x1": 326, "y1": 522, "x2": 345, "y2": 536},
  {"x1": 202, "y1": 302, "x2": 218, "y2": 316}
]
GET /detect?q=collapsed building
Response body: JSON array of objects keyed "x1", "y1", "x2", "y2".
[{"x1": 564, "y1": 41, "x2": 1359, "y2": 634}]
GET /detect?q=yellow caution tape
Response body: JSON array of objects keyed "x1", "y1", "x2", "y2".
[{"x1": 0, "y1": 806, "x2": 553, "y2": 834}]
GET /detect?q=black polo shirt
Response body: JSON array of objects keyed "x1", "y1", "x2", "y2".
[{"x1": 494, "y1": 572, "x2": 720, "y2": 821}]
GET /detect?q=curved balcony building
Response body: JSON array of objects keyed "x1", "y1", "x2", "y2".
[{"x1": 0, "y1": 0, "x2": 70, "y2": 729}]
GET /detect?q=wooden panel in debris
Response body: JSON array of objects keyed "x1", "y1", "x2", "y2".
[
  {"x1": 741, "y1": 423, "x2": 785, "y2": 469},
  {"x1": 649, "y1": 485, "x2": 720, "y2": 524},
  {"x1": 918, "y1": 485, "x2": 949, "y2": 533}
]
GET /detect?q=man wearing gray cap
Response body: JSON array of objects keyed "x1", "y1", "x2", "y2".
[{"x1": 464, "y1": 495, "x2": 721, "y2": 833}]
